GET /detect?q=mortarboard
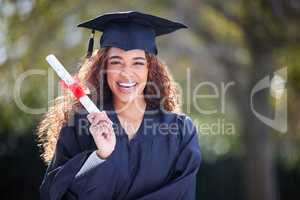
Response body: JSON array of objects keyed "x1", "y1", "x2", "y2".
[{"x1": 77, "y1": 11, "x2": 188, "y2": 57}]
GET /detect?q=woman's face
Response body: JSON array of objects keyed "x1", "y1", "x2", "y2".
[{"x1": 106, "y1": 47, "x2": 148, "y2": 103}]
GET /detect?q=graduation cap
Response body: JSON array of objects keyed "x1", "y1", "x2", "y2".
[{"x1": 77, "y1": 11, "x2": 188, "y2": 57}]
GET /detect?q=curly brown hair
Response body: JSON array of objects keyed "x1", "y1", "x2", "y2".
[{"x1": 36, "y1": 47, "x2": 182, "y2": 163}]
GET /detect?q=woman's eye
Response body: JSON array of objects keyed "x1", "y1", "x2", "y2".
[
  {"x1": 110, "y1": 61, "x2": 122, "y2": 65},
  {"x1": 133, "y1": 62, "x2": 145, "y2": 66}
]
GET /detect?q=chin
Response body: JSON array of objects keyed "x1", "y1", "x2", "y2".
[
  {"x1": 112, "y1": 91, "x2": 138, "y2": 104},
  {"x1": 119, "y1": 95, "x2": 136, "y2": 103},
  {"x1": 111, "y1": 83, "x2": 144, "y2": 104}
]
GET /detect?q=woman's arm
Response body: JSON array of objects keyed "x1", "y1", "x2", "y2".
[
  {"x1": 39, "y1": 123, "x2": 112, "y2": 200},
  {"x1": 136, "y1": 116, "x2": 202, "y2": 200},
  {"x1": 75, "y1": 150, "x2": 106, "y2": 178}
]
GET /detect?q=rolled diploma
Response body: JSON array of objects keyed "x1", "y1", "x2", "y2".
[{"x1": 46, "y1": 54, "x2": 100, "y2": 113}]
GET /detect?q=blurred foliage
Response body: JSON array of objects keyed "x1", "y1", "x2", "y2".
[{"x1": 0, "y1": 0, "x2": 299, "y2": 199}]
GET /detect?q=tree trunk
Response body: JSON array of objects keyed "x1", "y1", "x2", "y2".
[{"x1": 241, "y1": 50, "x2": 278, "y2": 200}]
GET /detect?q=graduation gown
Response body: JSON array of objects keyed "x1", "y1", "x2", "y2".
[{"x1": 40, "y1": 102, "x2": 202, "y2": 200}]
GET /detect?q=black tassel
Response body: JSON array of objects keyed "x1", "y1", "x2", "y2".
[{"x1": 86, "y1": 30, "x2": 95, "y2": 58}]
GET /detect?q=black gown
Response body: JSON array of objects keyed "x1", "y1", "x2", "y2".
[{"x1": 40, "y1": 101, "x2": 202, "y2": 200}]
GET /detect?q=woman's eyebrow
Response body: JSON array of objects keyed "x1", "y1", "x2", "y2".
[
  {"x1": 109, "y1": 56, "x2": 122, "y2": 60},
  {"x1": 133, "y1": 57, "x2": 146, "y2": 61}
]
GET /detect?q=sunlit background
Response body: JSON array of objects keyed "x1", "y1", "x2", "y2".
[{"x1": 0, "y1": 0, "x2": 300, "y2": 199}]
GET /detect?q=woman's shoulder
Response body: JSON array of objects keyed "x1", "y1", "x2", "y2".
[
  {"x1": 62, "y1": 108, "x2": 89, "y2": 131},
  {"x1": 158, "y1": 109, "x2": 195, "y2": 127},
  {"x1": 157, "y1": 109, "x2": 197, "y2": 139},
  {"x1": 59, "y1": 108, "x2": 93, "y2": 150}
]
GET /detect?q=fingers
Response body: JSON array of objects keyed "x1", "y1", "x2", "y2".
[
  {"x1": 89, "y1": 121, "x2": 113, "y2": 139},
  {"x1": 87, "y1": 112, "x2": 104, "y2": 123},
  {"x1": 87, "y1": 112, "x2": 115, "y2": 143},
  {"x1": 90, "y1": 120, "x2": 113, "y2": 134},
  {"x1": 87, "y1": 111, "x2": 113, "y2": 125}
]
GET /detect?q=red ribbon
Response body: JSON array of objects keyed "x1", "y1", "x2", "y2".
[{"x1": 60, "y1": 77, "x2": 85, "y2": 100}]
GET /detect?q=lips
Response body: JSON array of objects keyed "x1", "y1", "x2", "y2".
[
  {"x1": 117, "y1": 81, "x2": 137, "y2": 88},
  {"x1": 115, "y1": 81, "x2": 138, "y2": 94}
]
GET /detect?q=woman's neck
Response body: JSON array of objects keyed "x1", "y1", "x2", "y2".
[{"x1": 113, "y1": 97, "x2": 146, "y2": 120}]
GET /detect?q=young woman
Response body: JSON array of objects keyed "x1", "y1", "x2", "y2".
[{"x1": 37, "y1": 11, "x2": 201, "y2": 200}]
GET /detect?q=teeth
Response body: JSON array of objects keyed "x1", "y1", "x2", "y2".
[{"x1": 117, "y1": 81, "x2": 137, "y2": 87}]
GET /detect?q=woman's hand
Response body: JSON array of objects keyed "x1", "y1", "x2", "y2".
[{"x1": 87, "y1": 112, "x2": 116, "y2": 159}]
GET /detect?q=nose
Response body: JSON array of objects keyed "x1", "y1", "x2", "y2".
[{"x1": 119, "y1": 68, "x2": 133, "y2": 80}]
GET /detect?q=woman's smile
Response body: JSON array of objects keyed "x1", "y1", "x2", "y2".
[{"x1": 116, "y1": 80, "x2": 138, "y2": 94}]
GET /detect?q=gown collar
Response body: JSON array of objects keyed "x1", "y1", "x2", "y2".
[{"x1": 103, "y1": 101, "x2": 159, "y2": 143}]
